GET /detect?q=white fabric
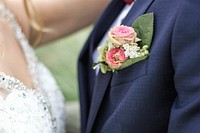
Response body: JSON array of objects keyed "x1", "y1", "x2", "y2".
[{"x1": 0, "y1": 3, "x2": 67, "y2": 133}]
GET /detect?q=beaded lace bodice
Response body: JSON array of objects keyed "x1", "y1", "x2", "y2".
[{"x1": 0, "y1": 3, "x2": 67, "y2": 133}]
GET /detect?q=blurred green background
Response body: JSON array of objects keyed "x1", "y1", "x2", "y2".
[{"x1": 36, "y1": 26, "x2": 92, "y2": 101}]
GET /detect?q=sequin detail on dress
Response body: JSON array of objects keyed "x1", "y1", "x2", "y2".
[
  {"x1": 0, "y1": 72, "x2": 55, "y2": 133},
  {"x1": 0, "y1": 3, "x2": 67, "y2": 133}
]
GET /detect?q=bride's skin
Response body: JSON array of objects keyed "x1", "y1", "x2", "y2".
[
  {"x1": 6, "y1": 0, "x2": 111, "y2": 44},
  {"x1": 0, "y1": 0, "x2": 110, "y2": 89},
  {"x1": 0, "y1": 13, "x2": 33, "y2": 88}
]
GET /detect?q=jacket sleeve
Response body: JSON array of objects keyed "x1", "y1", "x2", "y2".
[{"x1": 168, "y1": 0, "x2": 200, "y2": 133}]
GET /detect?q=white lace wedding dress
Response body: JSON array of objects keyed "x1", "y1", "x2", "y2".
[{"x1": 0, "y1": 3, "x2": 67, "y2": 133}]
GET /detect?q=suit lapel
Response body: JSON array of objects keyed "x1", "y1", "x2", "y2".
[
  {"x1": 86, "y1": 0, "x2": 154, "y2": 132},
  {"x1": 122, "y1": 0, "x2": 154, "y2": 25},
  {"x1": 86, "y1": 72, "x2": 112, "y2": 133},
  {"x1": 88, "y1": 0, "x2": 125, "y2": 100},
  {"x1": 90, "y1": 0, "x2": 125, "y2": 53},
  {"x1": 86, "y1": 1, "x2": 125, "y2": 132}
]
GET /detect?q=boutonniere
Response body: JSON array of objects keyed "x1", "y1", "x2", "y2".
[{"x1": 93, "y1": 13, "x2": 154, "y2": 73}]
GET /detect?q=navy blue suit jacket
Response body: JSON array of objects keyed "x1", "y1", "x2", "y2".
[{"x1": 78, "y1": 0, "x2": 200, "y2": 132}]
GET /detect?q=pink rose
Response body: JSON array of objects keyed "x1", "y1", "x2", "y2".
[
  {"x1": 105, "y1": 48, "x2": 127, "y2": 69},
  {"x1": 108, "y1": 25, "x2": 139, "y2": 46}
]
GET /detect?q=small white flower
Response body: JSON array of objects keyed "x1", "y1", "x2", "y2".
[
  {"x1": 122, "y1": 44, "x2": 130, "y2": 50},
  {"x1": 123, "y1": 44, "x2": 140, "y2": 58}
]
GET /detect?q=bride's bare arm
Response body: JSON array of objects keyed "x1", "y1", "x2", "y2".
[
  {"x1": 36, "y1": 0, "x2": 111, "y2": 44},
  {"x1": 5, "y1": 0, "x2": 110, "y2": 45}
]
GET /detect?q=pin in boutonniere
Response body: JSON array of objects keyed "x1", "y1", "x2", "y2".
[{"x1": 93, "y1": 13, "x2": 154, "y2": 73}]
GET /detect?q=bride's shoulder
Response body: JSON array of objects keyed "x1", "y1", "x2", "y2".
[
  {"x1": 0, "y1": 2, "x2": 34, "y2": 87},
  {"x1": 1, "y1": 1, "x2": 30, "y2": 38}
]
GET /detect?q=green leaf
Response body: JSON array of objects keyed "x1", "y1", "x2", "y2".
[
  {"x1": 120, "y1": 55, "x2": 148, "y2": 69},
  {"x1": 132, "y1": 13, "x2": 154, "y2": 48},
  {"x1": 119, "y1": 13, "x2": 154, "y2": 70},
  {"x1": 100, "y1": 64, "x2": 109, "y2": 73}
]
